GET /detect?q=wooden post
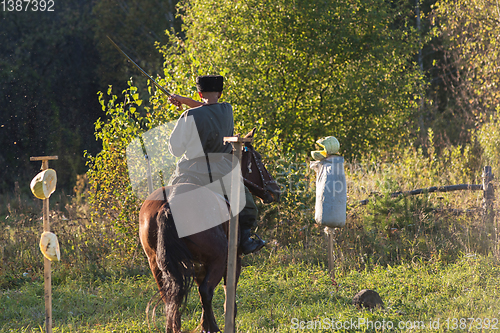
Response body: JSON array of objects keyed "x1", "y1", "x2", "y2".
[
  {"x1": 223, "y1": 136, "x2": 252, "y2": 333},
  {"x1": 328, "y1": 232, "x2": 334, "y2": 279},
  {"x1": 482, "y1": 166, "x2": 495, "y2": 224},
  {"x1": 30, "y1": 155, "x2": 58, "y2": 333},
  {"x1": 325, "y1": 227, "x2": 336, "y2": 280}
]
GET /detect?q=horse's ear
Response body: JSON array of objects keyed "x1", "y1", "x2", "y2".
[{"x1": 245, "y1": 127, "x2": 257, "y2": 138}]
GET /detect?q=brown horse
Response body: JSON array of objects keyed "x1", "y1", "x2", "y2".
[{"x1": 139, "y1": 129, "x2": 280, "y2": 333}]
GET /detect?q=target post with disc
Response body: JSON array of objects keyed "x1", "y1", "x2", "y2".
[{"x1": 30, "y1": 155, "x2": 59, "y2": 333}]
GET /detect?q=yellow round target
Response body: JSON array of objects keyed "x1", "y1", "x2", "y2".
[
  {"x1": 30, "y1": 169, "x2": 57, "y2": 200},
  {"x1": 39, "y1": 231, "x2": 61, "y2": 261}
]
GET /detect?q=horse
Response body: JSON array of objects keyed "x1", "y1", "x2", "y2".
[{"x1": 139, "y1": 128, "x2": 280, "y2": 332}]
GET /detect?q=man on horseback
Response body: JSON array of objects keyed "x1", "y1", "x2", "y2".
[{"x1": 167, "y1": 75, "x2": 265, "y2": 255}]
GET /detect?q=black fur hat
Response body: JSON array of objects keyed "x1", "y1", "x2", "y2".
[{"x1": 196, "y1": 75, "x2": 224, "y2": 92}]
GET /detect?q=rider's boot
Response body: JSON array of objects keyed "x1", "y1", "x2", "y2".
[
  {"x1": 238, "y1": 215, "x2": 265, "y2": 255},
  {"x1": 239, "y1": 228, "x2": 265, "y2": 254}
]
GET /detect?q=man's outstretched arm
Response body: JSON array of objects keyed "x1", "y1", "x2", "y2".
[{"x1": 169, "y1": 94, "x2": 204, "y2": 108}]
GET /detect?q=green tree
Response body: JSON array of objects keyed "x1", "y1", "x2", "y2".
[
  {"x1": 429, "y1": 0, "x2": 500, "y2": 143},
  {"x1": 159, "y1": 0, "x2": 425, "y2": 158},
  {"x1": 87, "y1": 0, "x2": 428, "y2": 252}
]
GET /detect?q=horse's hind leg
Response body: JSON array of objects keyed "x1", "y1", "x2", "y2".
[
  {"x1": 147, "y1": 256, "x2": 180, "y2": 331},
  {"x1": 195, "y1": 260, "x2": 225, "y2": 333},
  {"x1": 147, "y1": 254, "x2": 165, "y2": 301}
]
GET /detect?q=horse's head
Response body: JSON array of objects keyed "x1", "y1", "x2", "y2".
[{"x1": 240, "y1": 128, "x2": 281, "y2": 204}]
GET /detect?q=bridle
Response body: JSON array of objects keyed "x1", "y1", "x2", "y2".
[{"x1": 242, "y1": 145, "x2": 278, "y2": 196}]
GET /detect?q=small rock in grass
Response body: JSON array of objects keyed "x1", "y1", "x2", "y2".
[{"x1": 352, "y1": 289, "x2": 384, "y2": 310}]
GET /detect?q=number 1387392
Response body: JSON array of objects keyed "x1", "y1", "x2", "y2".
[{"x1": 2, "y1": 0, "x2": 54, "y2": 11}]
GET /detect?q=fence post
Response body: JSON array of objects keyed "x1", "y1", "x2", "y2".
[{"x1": 482, "y1": 166, "x2": 495, "y2": 224}]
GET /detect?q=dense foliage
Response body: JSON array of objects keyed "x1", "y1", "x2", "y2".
[
  {"x1": 81, "y1": 0, "x2": 500, "y2": 256},
  {"x1": 92, "y1": 0, "x2": 182, "y2": 90},
  {"x1": 428, "y1": 0, "x2": 500, "y2": 143},
  {"x1": 160, "y1": 0, "x2": 425, "y2": 158},
  {"x1": 85, "y1": 81, "x2": 179, "y2": 248},
  {"x1": 2, "y1": 0, "x2": 500, "y2": 316},
  {"x1": 81, "y1": 0, "x2": 431, "y2": 251}
]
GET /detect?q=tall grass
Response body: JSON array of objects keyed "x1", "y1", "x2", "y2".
[
  {"x1": 2, "y1": 133, "x2": 499, "y2": 287},
  {"x1": 256, "y1": 128, "x2": 498, "y2": 274},
  {"x1": 1, "y1": 129, "x2": 500, "y2": 331},
  {"x1": 0, "y1": 175, "x2": 149, "y2": 290}
]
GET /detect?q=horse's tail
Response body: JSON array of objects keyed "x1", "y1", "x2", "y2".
[{"x1": 155, "y1": 204, "x2": 194, "y2": 330}]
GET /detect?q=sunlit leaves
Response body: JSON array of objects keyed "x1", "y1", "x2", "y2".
[
  {"x1": 86, "y1": 83, "x2": 178, "y2": 251},
  {"x1": 161, "y1": 0, "x2": 424, "y2": 158},
  {"x1": 431, "y1": 0, "x2": 500, "y2": 131}
]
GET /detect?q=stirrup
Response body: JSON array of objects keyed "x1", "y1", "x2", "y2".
[{"x1": 240, "y1": 233, "x2": 266, "y2": 255}]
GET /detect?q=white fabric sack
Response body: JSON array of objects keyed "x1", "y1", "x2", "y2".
[{"x1": 310, "y1": 155, "x2": 346, "y2": 227}]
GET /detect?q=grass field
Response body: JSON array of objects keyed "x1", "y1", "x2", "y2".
[
  {"x1": 1, "y1": 244, "x2": 499, "y2": 332},
  {"x1": 2, "y1": 144, "x2": 500, "y2": 332}
]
